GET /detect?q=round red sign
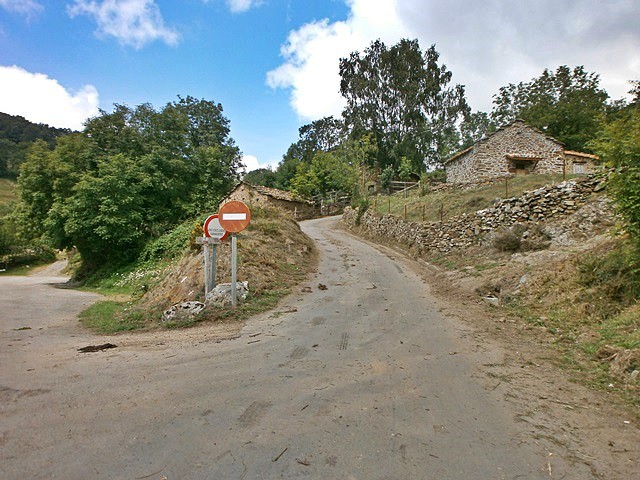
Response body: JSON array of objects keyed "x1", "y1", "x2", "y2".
[
  {"x1": 203, "y1": 214, "x2": 229, "y2": 241},
  {"x1": 218, "y1": 201, "x2": 251, "y2": 233}
]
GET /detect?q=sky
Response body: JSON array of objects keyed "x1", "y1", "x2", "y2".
[{"x1": 1, "y1": 0, "x2": 639, "y2": 172}]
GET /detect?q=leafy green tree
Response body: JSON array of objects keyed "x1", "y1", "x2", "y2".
[
  {"x1": 14, "y1": 96, "x2": 242, "y2": 268},
  {"x1": 13, "y1": 140, "x2": 57, "y2": 239},
  {"x1": 491, "y1": 66, "x2": 609, "y2": 151},
  {"x1": 339, "y1": 39, "x2": 469, "y2": 171},
  {"x1": 275, "y1": 116, "x2": 346, "y2": 190},
  {"x1": 48, "y1": 155, "x2": 148, "y2": 265},
  {"x1": 460, "y1": 111, "x2": 494, "y2": 148},
  {"x1": 290, "y1": 151, "x2": 356, "y2": 198},
  {"x1": 379, "y1": 166, "x2": 394, "y2": 194},
  {"x1": 398, "y1": 156, "x2": 416, "y2": 181},
  {"x1": 591, "y1": 86, "x2": 640, "y2": 242},
  {"x1": 244, "y1": 168, "x2": 278, "y2": 188}
]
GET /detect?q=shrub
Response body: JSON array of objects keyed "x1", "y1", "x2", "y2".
[{"x1": 491, "y1": 226, "x2": 522, "y2": 252}]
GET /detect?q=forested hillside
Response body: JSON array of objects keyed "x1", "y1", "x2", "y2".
[{"x1": 0, "y1": 112, "x2": 71, "y2": 178}]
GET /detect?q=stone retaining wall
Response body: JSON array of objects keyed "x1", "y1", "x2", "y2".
[{"x1": 342, "y1": 175, "x2": 607, "y2": 253}]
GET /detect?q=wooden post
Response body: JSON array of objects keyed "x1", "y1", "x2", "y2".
[
  {"x1": 388, "y1": 199, "x2": 391, "y2": 214},
  {"x1": 422, "y1": 205, "x2": 426, "y2": 222},
  {"x1": 373, "y1": 198, "x2": 377, "y2": 213},
  {"x1": 404, "y1": 204, "x2": 407, "y2": 220},
  {"x1": 505, "y1": 176, "x2": 509, "y2": 197}
]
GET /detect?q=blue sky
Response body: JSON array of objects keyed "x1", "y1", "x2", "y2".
[{"x1": 1, "y1": 1, "x2": 639, "y2": 172}]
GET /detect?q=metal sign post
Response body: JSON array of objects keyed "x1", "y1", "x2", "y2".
[
  {"x1": 200, "y1": 214, "x2": 229, "y2": 297},
  {"x1": 231, "y1": 234, "x2": 238, "y2": 306},
  {"x1": 196, "y1": 236, "x2": 221, "y2": 296},
  {"x1": 218, "y1": 201, "x2": 251, "y2": 307}
]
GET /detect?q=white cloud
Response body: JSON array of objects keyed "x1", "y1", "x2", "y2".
[
  {"x1": 0, "y1": 0, "x2": 43, "y2": 18},
  {"x1": 0, "y1": 65, "x2": 99, "y2": 130},
  {"x1": 67, "y1": 0, "x2": 180, "y2": 49},
  {"x1": 268, "y1": 0, "x2": 640, "y2": 119},
  {"x1": 266, "y1": 0, "x2": 405, "y2": 121},
  {"x1": 226, "y1": 0, "x2": 261, "y2": 14},
  {"x1": 242, "y1": 154, "x2": 277, "y2": 173}
]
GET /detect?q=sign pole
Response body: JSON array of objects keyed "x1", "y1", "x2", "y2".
[
  {"x1": 218, "y1": 201, "x2": 251, "y2": 308},
  {"x1": 211, "y1": 243, "x2": 217, "y2": 291},
  {"x1": 231, "y1": 234, "x2": 238, "y2": 307},
  {"x1": 203, "y1": 240, "x2": 211, "y2": 296}
]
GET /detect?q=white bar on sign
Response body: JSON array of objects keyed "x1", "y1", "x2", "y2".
[{"x1": 222, "y1": 213, "x2": 247, "y2": 220}]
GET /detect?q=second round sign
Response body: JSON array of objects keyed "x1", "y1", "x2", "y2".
[
  {"x1": 218, "y1": 201, "x2": 251, "y2": 233},
  {"x1": 203, "y1": 214, "x2": 229, "y2": 241}
]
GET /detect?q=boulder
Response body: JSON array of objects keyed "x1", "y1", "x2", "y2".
[
  {"x1": 162, "y1": 301, "x2": 206, "y2": 323},
  {"x1": 206, "y1": 281, "x2": 249, "y2": 307}
]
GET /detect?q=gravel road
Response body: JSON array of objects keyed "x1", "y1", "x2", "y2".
[{"x1": 0, "y1": 217, "x2": 635, "y2": 479}]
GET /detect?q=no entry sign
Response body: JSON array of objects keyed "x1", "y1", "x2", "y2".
[
  {"x1": 203, "y1": 214, "x2": 228, "y2": 241},
  {"x1": 218, "y1": 201, "x2": 251, "y2": 233}
]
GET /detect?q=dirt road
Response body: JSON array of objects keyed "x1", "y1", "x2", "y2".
[{"x1": 1, "y1": 217, "x2": 638, "y2": 479}]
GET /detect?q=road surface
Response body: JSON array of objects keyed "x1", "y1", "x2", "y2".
[{"x1": 0, "y1": 217, "x2": 621, "y2": 479}]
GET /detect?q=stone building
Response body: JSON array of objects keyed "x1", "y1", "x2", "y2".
[
  {"x1": 445, "y1": 120, "x2": 599, "y2": 183},
  {"x1": 220, "y1": 181, "x2": 318, "y2": 220}
]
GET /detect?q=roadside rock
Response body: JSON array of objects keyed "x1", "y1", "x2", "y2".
[
  {"x1": 205, "y1": 281, "x2": 249, "y2": 307},
  {"x1": 162, "y1": 301, "x2": 206, "y2": 322}
]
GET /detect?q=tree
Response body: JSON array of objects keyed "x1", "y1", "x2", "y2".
[
  {"x1": 244, "y1": 168, "x2": 278, "y2": 188},
  {"x1": 460, "y1": 111, "x2": 494, "y2": 148},
  {"x1": 14, "y1": 96, "x2": 243, "y2": 268},
  {"x1": 290, "y1": 151, "x2": 356, "y2": 198},
  {"x1": 275, "y1": 116, "x2": 346, "y2": 190},
  {"x1": 339, "y1": 39, "x2": 469, "y2": 171},
  {"x1": 491, "y1": 66, "x2": 609, "y2": 152},
  {"x1": 590, "y1": 82, "x2": 640, "y2": 243},
  {"x1": 13, "y1": 140, "x2": 57, "y2": 239},
  {"x1": 0, "y1": 112, "x2": 71, "y2": 178}
]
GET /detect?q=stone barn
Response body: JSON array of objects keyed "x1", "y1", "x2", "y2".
[
  {"x1": 221, "y1": 181, "x2": 318, "y2": 220},
  {"x1": 445, "y1": 120, "x2": 599, "y2": 184}
]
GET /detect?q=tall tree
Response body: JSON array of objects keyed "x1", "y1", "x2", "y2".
[
  {"x1": 14, "y1": 97, "x2": 242, "y2": 267},
  {"x1": 274, "y1": 116, "x2": 346, "y2": 190},
  {"x1": 460, "y1": 111, "x2": 495, "y2": 148},
  {"x1": 339, "y1": 39, "x2": 468, "y2": 171},
  {"x1": 490, "y1": 66, "x2": 609, "y2": 152}
]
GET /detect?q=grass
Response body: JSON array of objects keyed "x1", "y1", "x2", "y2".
[
  {"x1": 501, "y1": 237, "x2": 640, "y2": 406},
  {"x1": 79, "y1": 301, "x2": 147, "y2": 333},
  {"x1": 78, "y1": 207, "x2": 318, "y2": 334},
  {"x1": 0, "y1": 178, "x2": 16, "y2": 206},
  {"x1": 370, "y1": 174, "x2": 580, "y2": 223}
]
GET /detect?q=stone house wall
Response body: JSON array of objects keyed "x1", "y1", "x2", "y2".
[
  {"x1": 222, "y1": 182, "x2": 318, "y2": 220},
  {"x1": 446, "y1": 120, "x2": 566, "y2": 183},
  {"x1": 342, "y1": 175, "x2": 606, "y2": 254}
]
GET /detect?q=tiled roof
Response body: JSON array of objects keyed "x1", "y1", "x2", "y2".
[
  {"x1": 237, "y1": 182, "x2": 314, "y2": 205},
  {"x1": 444, "y1": 119, "x2": 564, "y2": 165},
  {"x1": 564, "y1": 150, "x2": 600, "y2": 161}
]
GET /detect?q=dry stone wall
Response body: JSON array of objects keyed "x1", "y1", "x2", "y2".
[{"x1": 342, "y1": 175, "x2": 607, "y2": 254}]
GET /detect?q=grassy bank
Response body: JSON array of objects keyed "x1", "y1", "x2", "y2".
[{"x1": 78, "y1": 207, "x2": 317, "y2": 333}]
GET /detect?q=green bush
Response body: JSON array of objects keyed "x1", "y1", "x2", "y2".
[{"x1": 139, "y1": 219, "x2": 194, "y2": 262}]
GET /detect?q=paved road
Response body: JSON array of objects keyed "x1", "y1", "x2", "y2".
[{"x1": 1, "y1": 217, "x2": 597, "y2": 479}]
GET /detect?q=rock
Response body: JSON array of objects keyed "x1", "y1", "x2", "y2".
[
  {"x1": 205, "y1": 281, "x2": 249, "y2": 307},
  {"x1": 162, "y1": 301, "x2": 205, "y2": 322}
]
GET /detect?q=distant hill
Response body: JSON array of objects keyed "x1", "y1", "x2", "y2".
[{"x1": 0, "y1": 112, "x2": 73, "y2": 178}]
